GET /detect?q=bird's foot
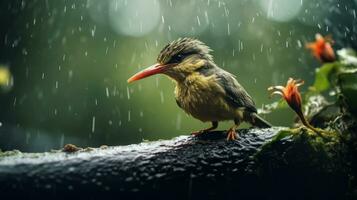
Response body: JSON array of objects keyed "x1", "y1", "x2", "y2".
[{"x1": 226, "y1": 128, "x2": 238, "y2": 141}]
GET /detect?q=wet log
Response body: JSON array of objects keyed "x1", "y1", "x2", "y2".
[{"x1": 0, "y1": 125, "x2": 355, "y2": 200}]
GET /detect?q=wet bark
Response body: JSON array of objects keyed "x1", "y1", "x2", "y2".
[{"x1": 0, "y1": 123, "x2": 355, "y2": 200}]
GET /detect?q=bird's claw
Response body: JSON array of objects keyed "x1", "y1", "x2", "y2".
[{"x1": 226, "y1": 128, "x2": 238, "y2": 141}]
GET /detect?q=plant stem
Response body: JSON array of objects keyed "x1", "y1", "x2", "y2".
[{"x1": 296, "y1": 110, "x2": 324, "y2": 137}]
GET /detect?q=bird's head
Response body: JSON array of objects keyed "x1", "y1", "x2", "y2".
[{"x1": 127, "y1": 38, "x2": 214, "y2": 83}]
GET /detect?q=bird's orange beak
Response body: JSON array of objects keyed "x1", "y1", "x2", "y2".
[{"x1": 127, "y1": 63, "x2": 167, "y2": 83}]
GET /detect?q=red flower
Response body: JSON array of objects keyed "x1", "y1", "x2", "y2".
[
  {"x1": 268, "y1": 78, "x2": 321, "y2": 135},
  {"x1": 268, "y1": 78, "x2": 304, "y2": 114},
  {"x1": 306, "y1": 33, "x2": 336, "y2": 63}
]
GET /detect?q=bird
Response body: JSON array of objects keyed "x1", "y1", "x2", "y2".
[{"x1": 127, "y1": 38, "x2": 271, "y2": 140}]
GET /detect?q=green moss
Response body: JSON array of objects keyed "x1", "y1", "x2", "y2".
[
  {"x1": 265, "y1": 127, "x2": 339, "y2": 147},
  {"x1": 252, "y1": 126, "x2": 351, "y2": 198}
]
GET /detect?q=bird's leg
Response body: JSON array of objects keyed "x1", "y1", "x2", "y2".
[
  {"x1": 191, "y1": 121, "x2": 218, "y2": 136},
  {"x1": 226, "y1": 118, "x2": 241, "y2": 140}
]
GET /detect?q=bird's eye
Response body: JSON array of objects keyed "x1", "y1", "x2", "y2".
[{"x1": 169, "y1": 54, "x2": 184, "y2": 64}]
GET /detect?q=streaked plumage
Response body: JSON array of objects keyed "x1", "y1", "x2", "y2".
[{"x1": 128, "y1": 38, "x2": 271, "y2": 140}]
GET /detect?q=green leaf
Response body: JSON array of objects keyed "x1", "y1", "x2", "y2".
[
  {"x1": 338, "y1": 72, "x2": 357, "y2": 117},
  {"x1": 311, "y1": 63, "x2": 338, "y2": 92},
  {"x1": 311, "y1": 49, "x2": 357, "y2": 94}
]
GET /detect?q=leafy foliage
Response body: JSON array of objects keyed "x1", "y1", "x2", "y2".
[
  {"x1": 265, "y1": 48, "x2": 357, "y2": 122},
  {"x1": 311, "y1": 62, "x2": 338, "y2": 93},
  {"x1": 310, "y1": 48, "x2": 357, "y2": 119},
  {"x1": 338, "y1": 72, "x2": 357, "y2": 116}
]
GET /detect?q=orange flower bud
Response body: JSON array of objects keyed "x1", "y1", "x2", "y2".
[
  {"x1": 268, "y1": 78, "x2": 322, "y2": 135},
  {"x1": 268, "y1": 78, "x2": 304, "y2": 114},
  {"x1": 306, "y1": 34, "x2": 336, "y2": 63}
]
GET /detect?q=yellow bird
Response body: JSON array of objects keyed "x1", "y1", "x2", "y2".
[{"x1": 128, "y1": 38, "x2": 271, "y2": 140}]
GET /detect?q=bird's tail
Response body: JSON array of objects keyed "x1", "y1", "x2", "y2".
[{"x1": 250, "y1": 113, "x2": 272, "y2": 128}]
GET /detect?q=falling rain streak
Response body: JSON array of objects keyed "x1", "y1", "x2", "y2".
[
  {"x1": 0, "y1": 0, "x2": 355, "y2": 152},
  {"x1": 126, "y1": 87, "x2": 131, "y2": 100},
  {"x1": 92, "y1": 116, "x2": 96, "y2": 133}
]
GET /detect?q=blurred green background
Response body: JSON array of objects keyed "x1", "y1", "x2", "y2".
[{"x1": 0, "y1": 0, "x2": 356, "y2": 152}]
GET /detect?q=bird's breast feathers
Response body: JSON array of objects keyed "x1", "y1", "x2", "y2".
[{"x1": 175, "y1": 73, "x2": 244, "y2": 122}]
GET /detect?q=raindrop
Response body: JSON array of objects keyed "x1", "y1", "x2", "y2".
[
  {"x1": 160, "y1": 91, "x2": 164, "y2": 103},
  {"x1": 60, "y1": 134, "x2": 64, "y2": 147},
  {"x1": 26, "y1": 132, "x2": 30, "y2": 144},
  {"x1": 91, "y1": 25, "x2": 96, "y2": 37},
  {"x1": 196, "y1": 16, "x2": 201, "y2": 26},
  {"x1": 297, "y1": 40, "x2": 302, "y2": 48},
  {"x1": 126, "y1": 87, "x2": 130, "y2": 99},
  {"x1": 155, "y1": 77, "x2": 159, "y2": 88},
  {"x1": 92, "y1": 116, "x2": 96, "y2": 133},
  {"x1": 68, "y1": 70, "x2": 73, "y2": 80},
  {"x1": 204, "y1": 11, "x2": 209, "y2": 24}
]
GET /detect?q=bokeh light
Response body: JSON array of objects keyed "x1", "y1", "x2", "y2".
[
  {"x1": 87, "y1": 0, "x2": 109, "y2": 25},
  {"x1": 108, "y1": 0, "x2": 161, "y2": 37},
  {"x1": 0, "y1": 66, "x2": 13, "y2": 92},
  {"x1": 259, "y1": 0, "x2": 303, "y2": 22},
  {"x1": 162, "y1": 1, "x2": 209, "y2": 36}
]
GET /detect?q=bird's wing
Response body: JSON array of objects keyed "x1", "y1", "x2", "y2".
[{"x1": 216, "y1": 71, "x2": 257, "y2": 113}]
